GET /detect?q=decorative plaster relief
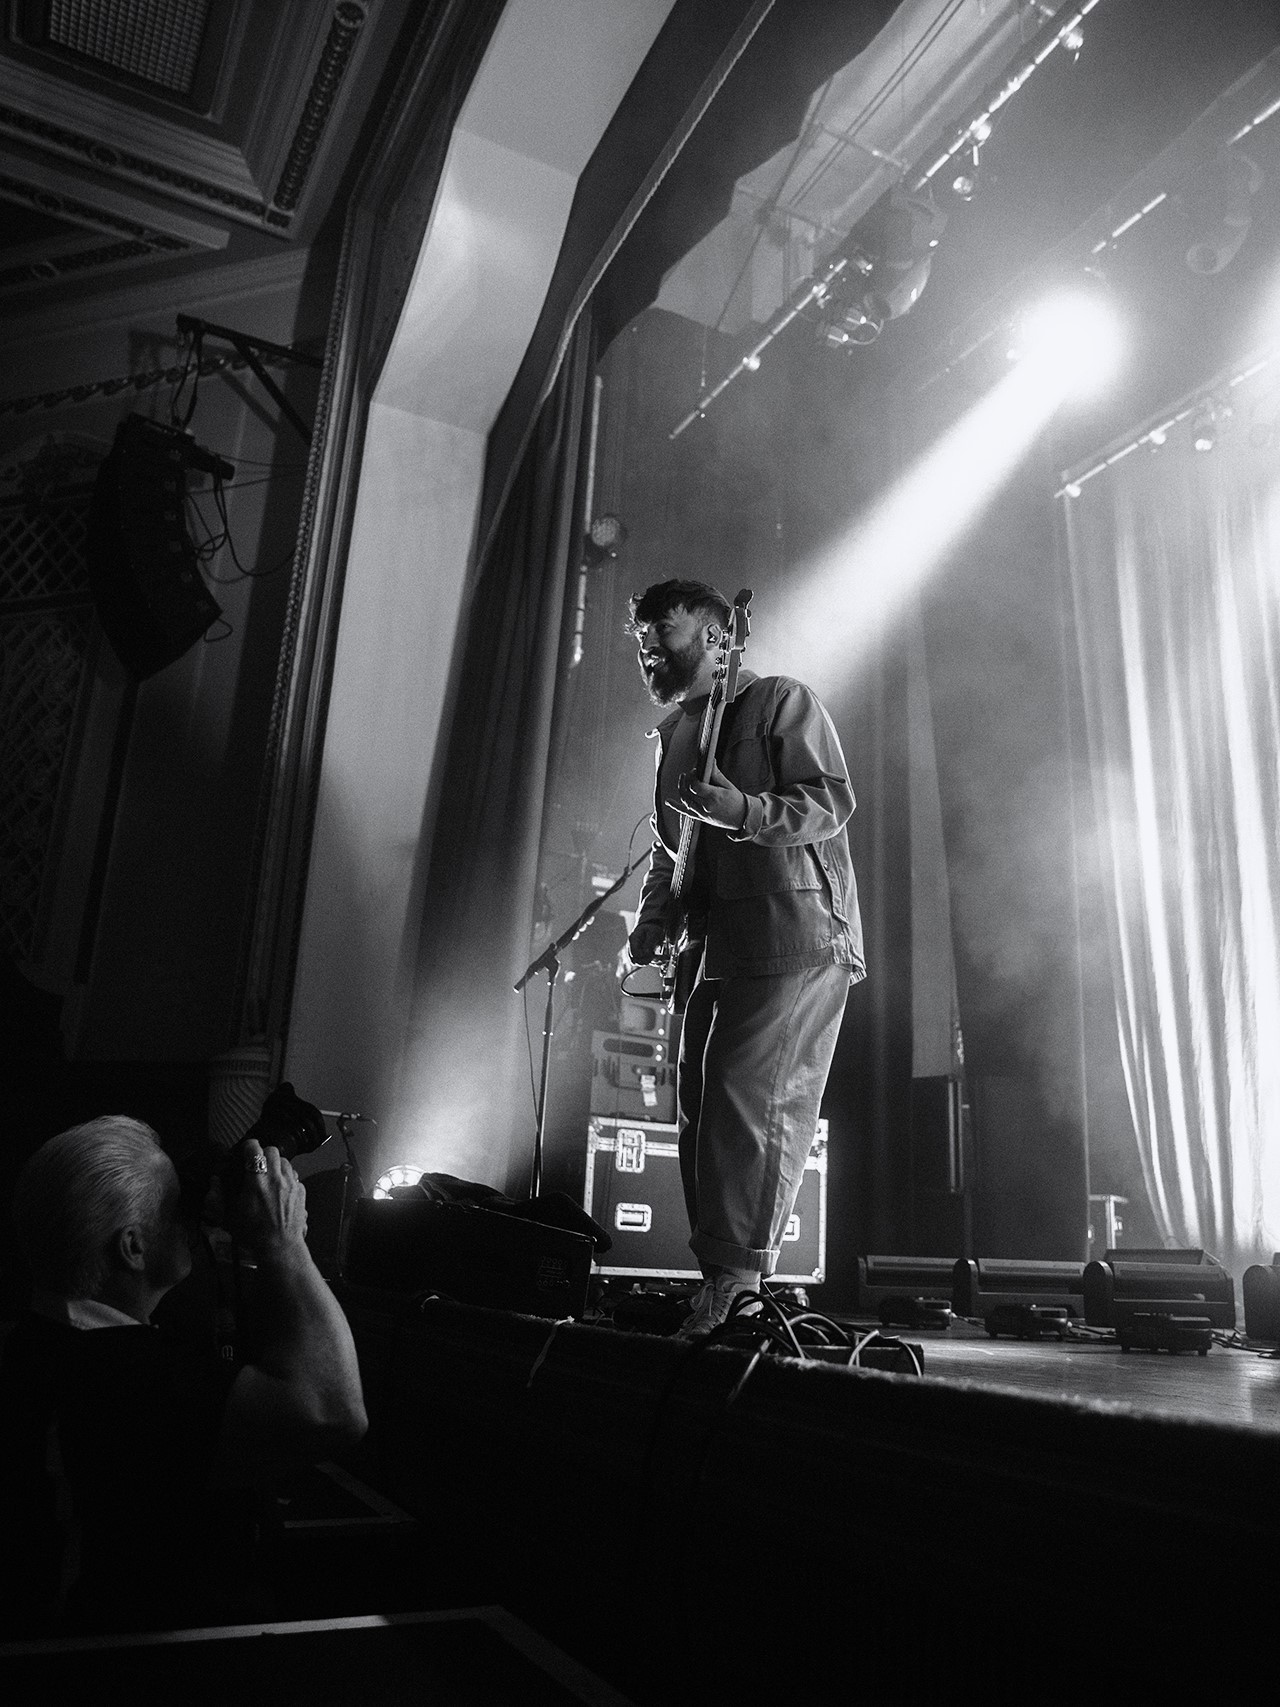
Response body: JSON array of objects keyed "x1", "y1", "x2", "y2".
[{"x1": 0, "y1": 3, "x2": 372, "y2": 233}]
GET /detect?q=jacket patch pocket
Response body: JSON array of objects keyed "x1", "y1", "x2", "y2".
[
  {"x1": 714, "y1": 888, "x2": 837, "y2": 962},
  {"x1": 714, "y1": 841, "x2": 824, "y2": 900}
]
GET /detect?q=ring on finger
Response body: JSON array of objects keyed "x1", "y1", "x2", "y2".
[{"x1": 249, "y1": 1156, "x2": 269, "y2": 1174}]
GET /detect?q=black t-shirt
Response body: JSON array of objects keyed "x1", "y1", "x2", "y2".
[{"x1": 0, "y1": 1311, "x2": 254, "y2": 1634}]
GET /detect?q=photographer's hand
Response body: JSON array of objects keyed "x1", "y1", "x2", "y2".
[
  {"x1": 228, "y1": 1139, "x2": 308, "y2": 1261},
  {"x1": 217, "y1": 1139, "x2": 366, "y2": 1478}
]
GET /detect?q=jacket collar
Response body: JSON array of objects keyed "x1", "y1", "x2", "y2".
[{"x1": 646, "y1": 668, "x2": 759, "y2": 739}]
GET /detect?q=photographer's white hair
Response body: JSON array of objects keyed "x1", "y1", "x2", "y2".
[{"x1": 12, "y1": 1116, "x2": 170, "y2": 1298}]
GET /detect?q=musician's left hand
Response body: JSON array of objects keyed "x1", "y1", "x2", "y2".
[{"x1": 668, "y1": 762, "x2": 749, "y2": 832}]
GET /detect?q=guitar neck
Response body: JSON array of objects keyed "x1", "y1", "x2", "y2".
[
  {"x1": 666, "y1": 586, "x2": 751, "y2": 908},
  {"x1": 670, "y1": 695, "x2": 727, "y2": 902}
]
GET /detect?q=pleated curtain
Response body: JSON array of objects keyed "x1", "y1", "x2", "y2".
[{"x1": 1066, "y1": 416, "x2": 1280, "y2": 1265}]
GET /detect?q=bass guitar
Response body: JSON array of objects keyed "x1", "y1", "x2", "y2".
[{"x1": 659, "y1": 587, "x2": 752, "y2": 1011}]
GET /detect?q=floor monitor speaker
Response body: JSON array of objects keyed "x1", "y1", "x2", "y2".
[{"x1": 345, "y1": 1198, "x2": 593, "y2": 1319}]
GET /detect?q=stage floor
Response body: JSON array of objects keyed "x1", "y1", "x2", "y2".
[{"x1": 834, "y1": 1314, "x2": 1280, "y2": 1433}]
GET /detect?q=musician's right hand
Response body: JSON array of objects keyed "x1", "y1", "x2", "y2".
[{"x1": 627, "y1": 920, "x2": 667, "y2": 966}]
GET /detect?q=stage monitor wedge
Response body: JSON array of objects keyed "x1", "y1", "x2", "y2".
[
  {"x1": 344, "y1": 1198, "x2": 593, "y2": 1320},
  {"x1": 88, "y1": 414, "x2": 224, "y2": 680}
]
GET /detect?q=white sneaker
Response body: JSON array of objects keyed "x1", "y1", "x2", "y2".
[{"x1": 676, "y1": 1272, "x2": 760, "y2": 1339}]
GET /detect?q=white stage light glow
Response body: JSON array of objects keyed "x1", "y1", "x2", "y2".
[
  {"x1": 1016, "y1": 289, "x2": 1124, "y2": 398},
  {"x1": 759, "y1": 288, "x2": 1125, "y2": 703},
  {"x1": 763, "y1": 361, "x2": 1067, "y2": 695},
  {"x1": 373, "y1": 1163, "x2": 424, "y2": 1199}
]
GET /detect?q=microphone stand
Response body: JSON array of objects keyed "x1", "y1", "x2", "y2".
[{"x1": 514, "y1": 846, "x2": 655, "y2": 1198}]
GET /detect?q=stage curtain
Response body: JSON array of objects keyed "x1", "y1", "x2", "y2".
[
  {"x1": 393, "y1": 313, "x2": 597, "y2": 1193},
  {"x1": 1066, "y1": 429, "x2": 1280, "y2": 1265}
]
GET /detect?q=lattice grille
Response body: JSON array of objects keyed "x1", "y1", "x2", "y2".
[
  {"x1": 0, "y1": 488, "x2": 96, "y2": 961},
  {"x1": 0, "y1": 609, "x2": 94, "y2": 959},
  {"x1": 0, "y1": 499, "x2": 91, "y2": 603},
  {"x1": 47, "y1": 0, "x2": 209, "y2": 94}
]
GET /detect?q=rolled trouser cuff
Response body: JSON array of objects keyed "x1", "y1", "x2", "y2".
[{"x1": 690, "y1": 1230, "x2": 773, "y2": 1274}]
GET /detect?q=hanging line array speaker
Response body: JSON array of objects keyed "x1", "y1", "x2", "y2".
[{"x1": 88, "y1": 414, "x2": 224, "y2": 680}]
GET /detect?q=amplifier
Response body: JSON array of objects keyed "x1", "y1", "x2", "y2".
[
  {"x1": 344, "y1": 1199, "x2": 593, "y2": 1319},
  {"x1": 583, "y1": 1115, "x2": 827, "y2": 1282},
  {"x1": 618, "y1": 993, "x2": 670, "y2": 1037},
  {"x1": 590, "y1": 1031, "x2": 677, "y2": 1123}
]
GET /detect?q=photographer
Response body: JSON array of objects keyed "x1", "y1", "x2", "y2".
[{"x1": 0, "y1": 1115, "x2": 367, "y2": 1635}]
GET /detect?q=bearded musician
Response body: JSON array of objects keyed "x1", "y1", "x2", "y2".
[{"x1": 626, "y1": 579, "x2": 865, "y2": 1336}]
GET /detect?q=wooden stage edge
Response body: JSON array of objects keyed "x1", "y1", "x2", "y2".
[
  {"x1": 339, "y1": 1287, "x2": 1280, "y2": 1697},
  {"x1": 865, "y1": 1312, "x2": 1280, "y2": 1434}
]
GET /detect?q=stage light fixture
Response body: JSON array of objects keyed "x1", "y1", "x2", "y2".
[
  {"x1": 373, "y1": 1163, "x2": 424, "y2": 1199},
  {"x1": 582, "y1": 514, "x2": 627, "y2": 567},
  {"x1": 820, "y1": 185, "x2": 946, "y2": 352},
  {"x1": 1016, "y1": 289, "x2": 1123, "y2": 398},
  {"x1": 1175, "y1": 149, "x2": 1263, "y2": 276},
  {"x1": 952, "y1": 1258, "x2": 1086, "y2": 1322},
  {"x1": 1243, "y1": 1254, "x2": 1280, "y2": 1339},
  {"x1": 820, "y1": 301, "x2": 884, "y2": 349},
  {"x1": 1190, "y1": 398, "x2": 1230, "y2": 451},
  {"x1": 1083, "y1": 1248, "x2": 1236, "y2": 1331},
  {"x1": 952, "y1": 141, "x2": 982, "y2": 202},
  {"x1": 852, "y1": 1256, "x2": 956, "y2": 1319}
]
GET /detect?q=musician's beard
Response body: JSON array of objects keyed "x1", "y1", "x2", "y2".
[{"x1": 641, "y1": 638, "x2": 702, "y2": 705}]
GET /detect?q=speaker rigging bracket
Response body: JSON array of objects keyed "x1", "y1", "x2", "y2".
[{"x1": 176, "y1": 315, "x2": 322, "y2": 444}]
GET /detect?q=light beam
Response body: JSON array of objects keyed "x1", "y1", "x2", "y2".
[{"x1": 763, "y1": 292, "x2": 1125, "y2": 695}]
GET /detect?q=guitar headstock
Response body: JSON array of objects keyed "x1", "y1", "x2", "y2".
[{"x1": 723, "y1": 588, "x2": 752, "y2": 704}]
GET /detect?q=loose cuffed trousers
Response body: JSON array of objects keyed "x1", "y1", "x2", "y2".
[{"x1": 677, "y1": 960, "x2": 851, "y2": 1275}]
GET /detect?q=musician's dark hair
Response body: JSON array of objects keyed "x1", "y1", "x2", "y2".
[{"x1": 627, "y1": 580, "x2": 732, "y2": 637}]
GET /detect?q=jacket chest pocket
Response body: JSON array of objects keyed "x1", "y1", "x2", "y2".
[{"x1": 719, "y1": 719, "x2": 774, "y2": 794}]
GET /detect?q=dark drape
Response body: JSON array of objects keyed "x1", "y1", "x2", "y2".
[
  {"x1": 478, "y1": 0, "x2": 904, "y2": 571},
  {"x1": 922, "y1": 443, "x2": 1090, "y2": 1259},
  {"x1": 396, "y1": 313, "x2": 598, "y2": 1192},
  {"x1": 822, "y1": 645, "x2": 914, "y2": 1299},
  {"x1": 476, "y1": 0, "x2": 775, "y2": 566}
]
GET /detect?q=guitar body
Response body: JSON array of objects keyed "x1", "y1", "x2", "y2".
[{"x1": 658, "y1": 934, "x2": 704, "y2": 1017}]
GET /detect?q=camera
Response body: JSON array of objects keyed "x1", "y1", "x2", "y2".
[{"x1": 219, "y1": 1082, "x2": 328, "y2": 1201}]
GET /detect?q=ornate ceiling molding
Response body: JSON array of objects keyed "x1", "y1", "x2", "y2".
[
  {"x1": 0, "y1": 1, "x2": 375, "y2": 235},
  {"x1": 0, "y1": 231, "x2": 190, "y2": 293},
  {"x1": 272, "y1": 3, "x2": 367, "y2": 214}
]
